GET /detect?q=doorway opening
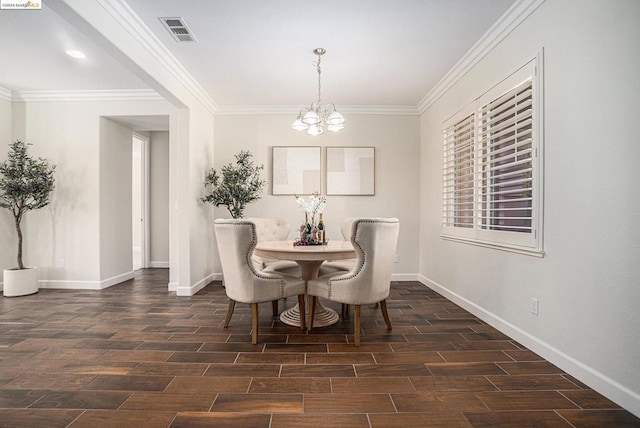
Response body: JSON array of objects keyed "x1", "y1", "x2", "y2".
[{"x1": 132, "y1": 133, "x2": 149, "y2": 271}]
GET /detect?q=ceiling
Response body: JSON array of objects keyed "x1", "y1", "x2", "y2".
[{"x1": 0, "y1": 0, "x2": 516, "y2": 108}]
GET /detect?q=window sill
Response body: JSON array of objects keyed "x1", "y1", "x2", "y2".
[{"x1": 441, "y1": 234, "x2": 544, "y2": 258}]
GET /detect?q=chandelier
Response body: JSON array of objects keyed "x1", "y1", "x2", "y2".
[{"x1": 291, "y1": 48, "x2": 345, "y2": 136}]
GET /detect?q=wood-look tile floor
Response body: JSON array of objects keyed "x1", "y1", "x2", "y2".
[{"x1": 0, "y1": 269, "x2": 638, "y2": 427}]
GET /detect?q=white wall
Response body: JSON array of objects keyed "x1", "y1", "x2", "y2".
[
  {"x1": 100, "y1": 117, "x2": 133, "y2": 281},
  {"x1": 419, "y1": 0, "x2": 640, "y2": 415},
  {"x1": 50, "y1": 0, "x2": 217, "y2": 296},
  {"x1": 131, "y1": 135, "x2": 143, "y2": 270},
  {"x1": 149, "y1": 131, "x2": 169, "y2": 267},
  {"x1": 0, "y1": 96, "x2": 14, "y2": 282},
  {"x1": 8, "y1": 98, "x2": 172, "y2": 289},
  {"x1": 186, "y1": 106, "x2": 216, "y2": 291},
  {"x1": 213, "y1": 113, "x2": 420, "y2": 279}
]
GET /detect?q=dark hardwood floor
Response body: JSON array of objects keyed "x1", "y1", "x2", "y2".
[{"x1": 0, "y1": 268, "x2": 638, "y2": 427}]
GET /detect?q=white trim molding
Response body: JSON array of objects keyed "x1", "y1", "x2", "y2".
[
  {"x1": 12, "y1": 89, "x2": 163, "y2": 103},
  {"x1": 215, "y1": 105, "x2": 420, "y2": 116},
  {"x1": 418, "y1": 274, "x2": 640, "y2": 418},
  {"x1": 207, "y1": 272, "x2": 417, "y2": 285},
  {"x1": 96, "y1": 0, "x2": 218, "y2": 113},
  {"x1": 0, "y1": 87, "x2": 11, "y2": 102},
  {"x1": 38, "y1": 271, "x2": 134, "y2": 290},
  {"x1": 417, "y1": 0, "x2": 546, "y2": 113},
  {"x1": 149, "y1": 261, "x2": 170, "y2": 268},
  {"x1": 391, "y1": 273, "x2": 420, "y2": 282},
  {"x1": 176, "y1": 273, "x2": 215, "y2": 296}
]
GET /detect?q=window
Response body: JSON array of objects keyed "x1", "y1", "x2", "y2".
[{"x1": 442, "y1": 57, "x2": 543, "y2": 255}]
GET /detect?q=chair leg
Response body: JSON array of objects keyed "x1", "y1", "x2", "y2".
[
  {"x1": 380, "y1": 299, "x2": 392, "y2": 331},
  {"x1": 272, "y1": 300, "x2": 279, "y2": 317},
  {"x1": 251, "y1": 303, "x2": 259, "y2": 345},
  {"x1": 223, "y1": 299, "x2": 235, "y2": 328},
  {"x1": 354, "y1": 305, "x2": 361, "y2": 347},
  {"x1": 341, "y1": 303, "x2": 350, "y2": 319},
  {"x1": 297, "y1": 295, "x2": 306, "y2": 331},
  {"x1": 308, "y1": 296, "x2": 316, "y2": 331}
]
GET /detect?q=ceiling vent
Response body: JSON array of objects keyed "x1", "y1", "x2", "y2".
[{"x1": 159, "y1": 17, "x2": 197, "y2": 43}]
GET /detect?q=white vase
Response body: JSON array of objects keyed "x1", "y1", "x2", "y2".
[{"x1": 3, "y1": 267, "x2": 39, "y2": 297}]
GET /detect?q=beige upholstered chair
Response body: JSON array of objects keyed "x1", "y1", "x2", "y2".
[
  {"x1": 214, "y1": 219, "x2": 306, "y2": 344},
  {"x1": 245, "y1": 217, "x2": 301, "y2": 315},
  {"x1": 245, "y1": 217, "x2": 299, "y2": 273},
  {"x1": 319, "y1": 217, "x2": 356, "y2": 274},
  {"x1": 307, "y1": 217, "x2": 400, "y2": 346}
]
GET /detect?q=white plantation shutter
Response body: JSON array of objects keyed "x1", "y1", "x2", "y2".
[
  {"x1": 478, "y1": 78, "x2": 534, "y2": 236},
  {"x1": 441, "y1": 57, "x2": 542, "y2": 254},
  {"x1": 443, "y1": 112, "x2": 475, "y2": 230}
]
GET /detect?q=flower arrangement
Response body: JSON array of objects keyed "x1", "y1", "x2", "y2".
[
  {"x1": 295, "y1": 191, "x2": 326, "y2": 225},
  {"x1": 294, "y1": 192, "x2": 327, "y2": 245}
]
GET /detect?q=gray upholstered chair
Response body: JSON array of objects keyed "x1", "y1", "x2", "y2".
[
  {"x1": 307, "y1": 217, "x2": 400, "y2": 346},
  {"x1": 214, "y1": 219, "x2": 306, "y2": 344}
]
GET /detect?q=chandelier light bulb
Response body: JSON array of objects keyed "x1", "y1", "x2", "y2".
[
  {"x1": 291, "y1": 116, "x2": 308, "y2": 131},
  {"x1": 291, "y1": 48, "x2": 345, "y2": 135},
  {"x1": 307, "y1": 123, "x2": 324, "y2": 136},
  {"x1": 302, "y1": 110, "x2": 321, "y2": 125},
  {"x1": 326, "y1": 111, "x2": 345, "y2": 125}
]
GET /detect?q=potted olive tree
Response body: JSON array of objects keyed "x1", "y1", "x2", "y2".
[
  {"x1": 201, "y1": 150, "x2": 266, "y2": 218},
  {"x1": 0, "y1": 140, "x2": 55, "y2": 297}
]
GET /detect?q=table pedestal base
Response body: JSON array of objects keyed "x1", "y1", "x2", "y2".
[{"x1": 280, "y1": 301, "x2": 339, "y2": 328}]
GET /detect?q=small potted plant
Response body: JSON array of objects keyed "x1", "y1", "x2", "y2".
[
  {"x1": 201, "y1": 150, "x2": 266, "y2": 219},
  {"x1": 0, "y1": 140, "x2": 55, "y2": 297}
]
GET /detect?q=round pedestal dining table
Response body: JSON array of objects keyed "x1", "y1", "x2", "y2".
[{"x1": 254, "y1": 240, "x2": 355, "y2": 327}]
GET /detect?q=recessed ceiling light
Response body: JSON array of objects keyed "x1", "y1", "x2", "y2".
[{"x1": 65, "y1": 50, "x2": 86, "y2": 59}]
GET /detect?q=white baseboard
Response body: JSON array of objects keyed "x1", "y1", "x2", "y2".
[
  {"x1": 176, "y1": 273, "x2": 216, "y2": 296},
  {"x1": 209, "y1": 272, "x2": 413, "y2": 283},
  {"x1": 149, "y1": 261, "x2": 169, "y2": 268},
  {"x1": 418, "y1": 274, "x2": 640, "y2": 418},
  {"x1": 391, "y1": 273, "x2": 419, "y2": 282},
  {"x1": 39, "y1": 271, "x2": 135, "y2": 290},
  {"x1": 168, "y1": 282, "x2": 178, "y2": 292}
]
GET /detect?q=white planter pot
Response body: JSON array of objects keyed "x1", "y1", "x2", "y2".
[{"x1": 3, "y1": 267, "x2": 39, "y2": 297}]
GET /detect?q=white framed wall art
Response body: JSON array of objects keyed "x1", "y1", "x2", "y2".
[{"x1": 326, "y1": 146, "x2": 375, "y2": 195}]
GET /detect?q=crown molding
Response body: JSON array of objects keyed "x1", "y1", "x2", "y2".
[
  {"x1": 11, "y1": 89, "x2": 164, "y2": 102},
  {"x1": 0, "y1": 87, "x2": 11, "y2": 102},
  {"x1": 417, "y1": 0, "x2": 546, "y2": 113},
  {"x1": 96, "y1": 0, "x2": 218, "y2": 113},
  {"x1": 5, "y1": 0, "x2": 542, "y2": 114},
  {"x1": 215, "y1": 105, "x2": 419, "y2": 116}
]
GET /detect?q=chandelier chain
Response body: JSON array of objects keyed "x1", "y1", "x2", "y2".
[{"x1": 314, "y1": 55, "x2": 322, "y2": 104}]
